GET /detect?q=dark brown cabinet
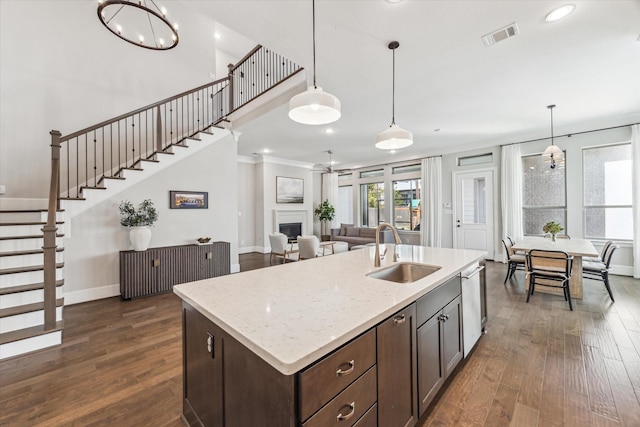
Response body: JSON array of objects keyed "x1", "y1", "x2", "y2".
[
  {"x1": 182, "y1": 304, "x2": 224, "y2": 427},
  {"x1": 377, "y1": 304, "x2": 418, "y2": 427},
  {"x1": 416, "y1": 276, "x2": 463, "y2": 416},
  {"x1": 120, "y1": 242, "x2": 230, "y2": 299}
]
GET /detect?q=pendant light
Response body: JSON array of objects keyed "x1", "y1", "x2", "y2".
[
  {"x1": 376, "y1": 41, "x2": 413, "y2": 150},
  {"x1": 288, "y1": 0, "x2": 341, "y2": 125},
  {"x1": 542, "y1": 104, "x2": 564, "y2": 169}
]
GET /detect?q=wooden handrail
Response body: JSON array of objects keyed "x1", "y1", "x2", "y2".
[{"x1": 43, "y1": 130, "x2": 61, "y2": 329}]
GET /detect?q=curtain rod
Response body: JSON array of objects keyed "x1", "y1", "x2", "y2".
[{"x1": 499, "y1": 122, "x2": 639, "y2": 148}]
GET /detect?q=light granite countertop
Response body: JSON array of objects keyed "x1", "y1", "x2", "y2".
[{"x1": 174, "y1": 244, "x2": 486, "y2": 375}]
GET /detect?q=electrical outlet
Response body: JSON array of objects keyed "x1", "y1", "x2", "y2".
[{"x1": 0, "y1": 185, "x2": 5, "y2": 195}]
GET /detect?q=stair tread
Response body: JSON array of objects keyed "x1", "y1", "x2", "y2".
[
  {"x1": 155, "y1": 151, "x2": 175, "y2": 156},
  {"x1": 0, "y1": 234, "x2": 65, "y2": 241},
  {"x1": 0, "y1": 262, "x2": 64, "y2": 275},
  {"x1": 186, "y1": 136, "x2": 202, "y2": 141},
  {"x1": 100, "y1": 176, "x2": 126, "y2": 180},
  {"x1": 80, "y1": 186, "x2": 107, "y2": 190},
  {"x1": 59, "y1": 197, "x2": 86, "y2": 201},
  {"x1": 0, "y1": 209, "x2": 64, "y2": 213},
  {"x1": 0, "y1": 279, "x2": 64, "y2": 295},
  {"x1": 139, "y1": 158, "x2": 160, "y2": 163},
  {"x1": 0, "y1": 221, "x2": 64, "y2": 226},
  {"x1": 0, "y1": 298, "x2": 64, "y2": 319},
  {"x1": 0, "y1": 320, "x2": 64, "y2": 345},
  {"x1": 0, "y1": 247, "x2": 64, "y2": 257}
]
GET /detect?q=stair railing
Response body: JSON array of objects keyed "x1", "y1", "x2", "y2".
[{"x1": 43, "y1": 45, "x2": 302, "y2": 332}]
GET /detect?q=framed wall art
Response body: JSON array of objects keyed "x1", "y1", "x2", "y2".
[
  {"x1": 276, "y1": 176, "x2": 304, "y2": 204},
  {"x1": 170, "y1": 190, "x2": 208, "y2": 209}
]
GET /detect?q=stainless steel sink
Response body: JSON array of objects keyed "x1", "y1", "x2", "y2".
[{"x1": 366, "y1": 262, "x2": 442, "y2": 283}]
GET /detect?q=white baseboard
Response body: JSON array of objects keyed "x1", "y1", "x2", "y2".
[
  {"x1": 238, "y1": 246, "x2": 264, "y2": 254},
  {"x1": 231, "y1": 263, "x2": 240, "y2": 273},
  {"x1": 65, "y1": 283, "x2": 120, "y2": 305},
  {"x1": 610, "y1": 264, "x2": 633, "y2": 277}
]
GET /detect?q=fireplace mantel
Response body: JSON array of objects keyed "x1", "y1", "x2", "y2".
[{"x1": 273, "y1": 209, "x2": 308, "y2": 236}]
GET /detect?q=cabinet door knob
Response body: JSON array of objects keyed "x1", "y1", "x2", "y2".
[
  {"x1": 393, "y1": 314, "x2": 406, "y2": 324},
  {"x1": 336, "y1": 402, "x2": 355, "y2": 422},
  {"x1": 336, "y1": 360, "x2": 355, "y2": 377}
]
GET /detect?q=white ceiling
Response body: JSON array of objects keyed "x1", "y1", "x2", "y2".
[{"x1": 181, "y1": 0, "x2": 640, "y2": 170}]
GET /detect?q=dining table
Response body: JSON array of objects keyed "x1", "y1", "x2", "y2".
[{"x1": 512, "y1": 237, "x2": 598, "y2": 300}]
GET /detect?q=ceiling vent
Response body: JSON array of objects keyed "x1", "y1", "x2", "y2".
[{"x1": 481, "y1": 23, "x2": 519, "y2": 47}]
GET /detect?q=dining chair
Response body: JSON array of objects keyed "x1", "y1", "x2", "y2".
[
  {"x1": 297, "y1": 235, "x2": 322, "y2": 260},
  {"x1": 269, "y1": 233, "x2": 298, "y2": 264},
  {"x1": 583, "y1": 240, "x2": 613, "y2": 263},
  {"x1": 583, "y1": 243, "x2": 619, "y2": 302},
  {"x1": 502, "y1": 238, "x2": 526, "y2": 284},
  {"x1": 525, "y1": 249, "x2": 574, "y2": 310}
]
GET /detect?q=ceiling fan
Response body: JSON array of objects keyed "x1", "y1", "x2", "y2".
[{"x1": 311, "y1": 150, "x2": 336, "y2": 173}]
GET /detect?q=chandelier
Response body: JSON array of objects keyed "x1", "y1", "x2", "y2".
[{"x1": 97, "y1": 0, "x2": 179, "y2": 51}]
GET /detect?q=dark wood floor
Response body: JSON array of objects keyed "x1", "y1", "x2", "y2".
[{"x1": 1, "y1": 254, "x2": 639, "y2": 426}]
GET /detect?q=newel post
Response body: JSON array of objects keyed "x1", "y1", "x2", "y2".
[
  {"x1": 227, "y1": 62, "x2": 235, "y2": 113},
  {"x1": 43, "y1": 130, "x2": 61, "y2": 330}
]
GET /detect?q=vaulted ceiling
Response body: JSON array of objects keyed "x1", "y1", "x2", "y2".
[{"x1": 182, "y1": 0, "x2": 640, "y2": 170}]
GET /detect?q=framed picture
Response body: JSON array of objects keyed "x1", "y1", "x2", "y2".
[
  {"x1": 276, "y1": 176, "x2": 304, "y2": 203},
  {"x1": 170, "y1": 190, "x2": 208, "y2": 209}
]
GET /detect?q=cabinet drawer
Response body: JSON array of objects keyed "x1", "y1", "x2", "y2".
[
  {"x1": 299, "y1": 329, "x2": 376, "y2": 421},
  {"x1": 417, "y1": 275, "x2": 461, "y2": 327},
  {"x1": 303, "y1": 366, "x2": 377, "y2": 427},
  {"x1": 352, "y1": 403, "x2": 377, "y2": 427}
]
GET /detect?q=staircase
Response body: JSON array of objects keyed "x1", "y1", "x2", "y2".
[
  {"x1": 0, "y1": 44, "x2": 304, "y2": 360},
  {"x1": 0, "y1": 210, "x2": 65, "y2": 359}
]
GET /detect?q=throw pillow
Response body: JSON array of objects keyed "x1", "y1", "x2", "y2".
[
  {"x1": 340, "y1": 223, "x2": 354, "y2": 236},
  {"x1": 360, "y1": 228, "x2": 376, "y2": 239},
  {"x1": 345, "y1": 227, "x2": 360, "y2": 237}
]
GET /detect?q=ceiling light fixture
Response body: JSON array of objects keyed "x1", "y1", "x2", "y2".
[
  {"x1": 97, "y1": 0, "x2": 179, "y2": 50},
  {"x1": 375, "y1": 41, "x2": 413, "y2": 150},
  {"x1": 288, "y1": 0, "x2": 341, "y2": 125},
  {"x1": 542, "y1": 104, "x2": 564, "y2": 169},
  {"x1": 545, "y1": 4, "x2": 575, "y2": 23}
]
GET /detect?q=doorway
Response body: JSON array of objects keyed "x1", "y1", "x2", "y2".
[{"x1": 453, "y1": 169, "x2": 495, "y2": 259}]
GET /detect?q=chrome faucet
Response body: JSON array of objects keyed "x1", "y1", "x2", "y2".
[{"x1": 374, "y1": 222, "x2": 402, "y2": 267}]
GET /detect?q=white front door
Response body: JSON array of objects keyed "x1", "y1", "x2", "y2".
[{"x1": 453, "y1": 169, "x2": 495, "y2": 259}]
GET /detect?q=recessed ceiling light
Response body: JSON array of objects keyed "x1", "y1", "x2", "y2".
[
  {"x1": 323, "y1": 128, "x2": 334, "y2": 134},
  {"x1": 545, "y1": 4, "x2": 575, "y2": 23},
  {"x1": 263, "y1": 149, "x2": 270, "y2": 154},
  {"x1": 390, "y1": 150, "x2": 397, "y2": 154},
  {"x1": 214, "y1": 32, "x2": 222, "y2": 39},
  {"x1": 385, "y1": 0, "x2": 403, "y2": 3}
]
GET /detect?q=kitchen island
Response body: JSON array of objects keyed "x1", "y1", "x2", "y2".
[{"x1": 174, "y1": 244, "x2": 486, "y2": 427}]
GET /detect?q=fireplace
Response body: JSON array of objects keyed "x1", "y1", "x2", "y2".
[{"x1": 279, "y1": 222, "x2": 302, "y2": 242}]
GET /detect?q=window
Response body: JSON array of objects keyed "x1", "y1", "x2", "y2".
[
  {"x1": 392, "y1": 164, "x2": 420, "y2": 174},
  {"x1": 583, "y1": 143, "x2": 632, "y2": 240},
  {"x1": 360, "y1": 169, "x2": 384, "y2": 178},
  {"x1": 522, "y1": 154, "x2": 566, "y2": 236},
  {"x1": 393, "y1": 178, "x2": 422, "y2": 231},
  {"x1": 457, "y1": 153, "x2": 493, "y2": 167},
  {"x1": 361, "y1": 182, "x2": 385, "y2": 226},
  {"x1": 337, "y1": 185, "x2": 353, "y2": 225}
]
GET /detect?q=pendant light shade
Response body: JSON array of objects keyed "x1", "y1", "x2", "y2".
[
  {"x1": 288, "y1": 0, "x2": 341, "y2": 125},
  {"x1": 289, "y1": 86, "x2": 341, "y2": 125},
  {"x1": 541, "y1": 104, "x2": 564, "y2": 169},
  {"x1": 376, "y1": 41, "x2": 413, "y2": 150},
  {"x1": 375, "y1": 124, "x2": 414, "y2": 149}
]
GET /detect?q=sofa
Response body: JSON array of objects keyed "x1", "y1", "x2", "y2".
[{"x1": 330, "y1": 224, "x2": 394, "y2": 249}]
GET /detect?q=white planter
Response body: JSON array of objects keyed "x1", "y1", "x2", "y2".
[{"x1": 129, "y1": 226, "x2": 152, "y2": 251}]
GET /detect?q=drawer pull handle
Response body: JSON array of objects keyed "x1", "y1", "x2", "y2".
[
  {"x1": 393, "y1": 314, "x2": 406, "y2": 324},
  {"x1": 336, "y1": 402, "x2": 355, "y2": 422},
  {"x1": 336, "y1": 360, "x2": 355, "y2": 377}
]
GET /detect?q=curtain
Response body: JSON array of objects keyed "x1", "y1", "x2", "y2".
[
  {"x1": 420, "y1": 157, "x2": 442, "y2": 247},
  {"x1": 322, "y1": 172, "x2": 339, "y2": 231},
  {"x1": 501, "y1": 144, "x2": 523, "y2": 262},
  {"x1": 632, "y1": 125, "x2": 640, "y2": 278}
]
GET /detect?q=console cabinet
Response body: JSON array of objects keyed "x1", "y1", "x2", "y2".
[{"x1": 120, "y1": 242, "x2": 230, "y2": 299}]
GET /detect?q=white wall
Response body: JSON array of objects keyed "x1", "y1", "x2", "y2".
[
  {"x1": 64, "y1": 136, "x2": 239, "y2": 303},
  {"x1": 237, "y1": 158, "x2": 257, "y2": 253},
  {"x1": 0, "y1": 0, "x2": 219, "y2": 198}
]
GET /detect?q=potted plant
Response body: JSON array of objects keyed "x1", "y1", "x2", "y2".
[
  {"x1": 119, "y1": 199, "x2": 159, "y2": 251},
  {"x1": 542, "y1": 221, "x2": 563, "y2": 242},
  {"x1": 314, "y1": 199, "x2": 335, "y2": 241}
]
